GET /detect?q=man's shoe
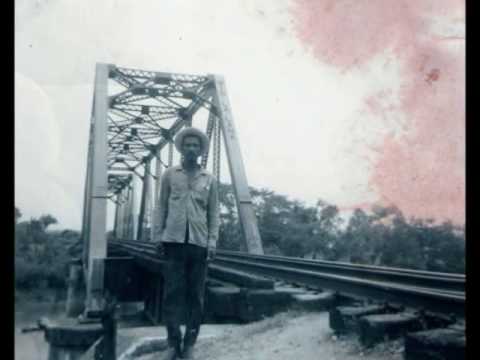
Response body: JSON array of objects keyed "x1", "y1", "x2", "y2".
[
  {"x1": 160, "y1": 346, "x2": 178, "y2": 360},
  {"x1": 182, "y1": 345, "x2": 195, "y2": 359}
]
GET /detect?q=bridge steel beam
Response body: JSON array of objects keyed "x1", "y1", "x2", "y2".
[
  {"x1": 137, "y1": 84, "x2": 213, "y2": 168},
  {"x1": 116, "y1": 191, "x2": 123, "y2": 239},
  {"x1": 137, "y1": 159, "x2": 152, "y2": 241},
  {"x1": 201, "y1": 105, "x2": 216, "y2": 169},
  {"x1": 126, "y1": 185, "x2": 135, "y2": 240},
  {"x1": 84, "y1": 63, "x2": 110, "y2": 316},
  {"x1": 81, "y1": 124, "x2": 94, "y2": 275},
  {"x1": 210, "y1": 75, "x2": 264, "y2": 255},
  {"x1": 119, "y1": 188, "x2": 128, "y2": 239},
  {"x1": 151, "y1": 148, "x2": 163, "y2": 243},
  {"x1": 130, "y1": 185, "x2": 136, "y2": 239},
  {"x1": 113, "y1": 194, "x2": 120, "y2": 239}
]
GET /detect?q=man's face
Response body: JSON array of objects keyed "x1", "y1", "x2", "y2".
[{"x1": 182, "y1": 135, "x2": 202, "y2": 161}]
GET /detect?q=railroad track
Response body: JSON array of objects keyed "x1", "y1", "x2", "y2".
[{"x1": 108, "y1": 240, "x2": 465, "y2": 317}]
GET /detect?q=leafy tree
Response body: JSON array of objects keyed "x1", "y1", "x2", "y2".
[
  {"x1": 381, "y1": 214, "x2": 424, "y2": 269},
  {"x1": 409, "y1": 220, "x2": 465, "y2": 273},
  {"x1": 39, "y1": 214, "x2": 58, "y2": 229},
  {"x1": 217, "y1": 183, "x2": 243, "y2": 251},
  {"x1": 337, "y1": 208, "x2": 372, "y2": 263},
  {"x1": 15, "y1": 208, "x2": 82, "y2": 291},
  {"x1": 308, "y1": 201, "x2": 342, "y2": 259}
]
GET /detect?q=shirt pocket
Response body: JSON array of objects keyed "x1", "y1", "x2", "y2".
[
  {"x1": 193, "y1": 179, "x2": 210, "y2": 205},
  {"x1": 171, "y1": 181, "x2": 186, "y2": 200}
]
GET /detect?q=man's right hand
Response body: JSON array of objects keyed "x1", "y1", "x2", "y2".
[{"x1": 206, "y1": 247, "x2": 216, "y2": 262}]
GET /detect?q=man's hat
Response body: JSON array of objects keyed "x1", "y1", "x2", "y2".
[{"x1": 174, "y1": 127, "x2": 209, "y2": 155}]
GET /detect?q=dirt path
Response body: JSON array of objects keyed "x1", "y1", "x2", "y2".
[
  {"x1": 140, "y1": 310, "x2": 404, "y2": 360},
  {"x1": 15, "y1": 302, "x2": 405, "y2": 360}
]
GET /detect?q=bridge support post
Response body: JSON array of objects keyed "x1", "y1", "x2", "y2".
[
  {"x1": 151, "y1": 148, "x2": 163, "y2": 242},
  {"x1": 210, "y1": 75, "x2": 264, "y2": 254},
  {"x1": 127, "y1": 185, "x2": 135, "y2": 240},
  {"x1": 81, "y1": 124, "x2": 94, "y2": 275},
  {"x1": 84, "y1": 63, "x2": 110, "y2": 317},
  {"x1": 115, "y1": 193, "x2": 122, "y2": 240},
  {"x1": 122, "y1": 190, "x2": 127, "y2": 239},
  {"x1": 113, "y1": 194, "x2": 120, "y2": 239},
  {"x1": 137, "y1": 159, "x2": 152, "y2": 241},
  {"x1": 118, "y1": 188, "x2": 127, "y2": 240},
  {"x1": 66, "y1": 259, "x2": 85, "y2": 317}
]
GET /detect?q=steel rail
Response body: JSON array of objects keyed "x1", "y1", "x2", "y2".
[
  {"x1": 109, "y1": 240, "x2": 463, "y2": 296},
  {"x1": 214, "y1": 251, "x2": 465, "y2": 293},
  {"x1": 109, "y1": 242, "x2": 164, "y2": 273},
  {"x1": 218, "y1": 249, "x2": 464, "y2": 279},
  {"x1": 110, "y1": 240, "x2": 464, "y2": 291},
  {"x1": 213, "y1": 254, "x2": 465, "y2": 299},
  {"x1": 108, "y1": 240, "x2": 465, "y2": 317},
  {"x1": 212, "y1": 257, "x2": 465, "y2": 317}
]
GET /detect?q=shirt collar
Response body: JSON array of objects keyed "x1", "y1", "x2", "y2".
[{"x1": 175, "y1": 164, "x2": 207, "y2": 176}]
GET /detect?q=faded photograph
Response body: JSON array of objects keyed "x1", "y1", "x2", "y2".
[{"x1": 15, "y1": 1, "x2": 465, "y2": 360}]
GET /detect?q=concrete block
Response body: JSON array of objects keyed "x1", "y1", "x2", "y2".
[
  {"x1": 205, "y1": 287, "x2": 241, "y2": 319},
  {"x1": 419, "y1": 311, "x2": 457, "y2": 330},
  {"x1": 291, "y1": 291, "x2": 336, "y2": 312},
  {"x1": 39, "y1": 317, "x2": 104, "y2": 348},
  {"x1": 329, "y1": 305, "x2": 389, "y2": 334},
  {"x1": 237, "y1": 289, "x2": 293, "y2": 322},
  {"x1": 404, "y1": 327, "x2": 465, "y2": 360},
  {"x1": 358, "y1": 312, "x2": 423, "y2": 347}
]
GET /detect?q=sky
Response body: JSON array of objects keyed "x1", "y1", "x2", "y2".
[{"x1": 15, "y1": 0, "x2": 465, "y2": 230}]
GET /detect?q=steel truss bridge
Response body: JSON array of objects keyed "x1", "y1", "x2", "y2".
[
  {"x1": 79, "y1": 63, "x2": 465, "y2": 322},
  {"x1": 81, "y1": 63, "x2": 263, "y2": 316}
]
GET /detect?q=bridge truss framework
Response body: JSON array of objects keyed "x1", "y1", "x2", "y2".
[{"x1": 81, "y1": 63, "x2": 263, "y2": 315}]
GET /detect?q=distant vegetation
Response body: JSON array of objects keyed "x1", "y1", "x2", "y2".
[
  {"x1": 14, "y1": 185, "x2": 465, "y2": 297},
  {"x1": 218, "y1": 184, "x2": 465, "y2": 274},
  {"x1": 14, "y1": 207, "x2": 82, "y2": 299}
]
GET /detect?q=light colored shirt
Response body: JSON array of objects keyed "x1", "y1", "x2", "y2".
[{"x1": 155, "y1": 164, "x2": 219, "y2": 249}]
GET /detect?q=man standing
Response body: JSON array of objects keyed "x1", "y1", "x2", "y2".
[{"x1": 155, "y1": 127, "x2": 219, "y2": 360}]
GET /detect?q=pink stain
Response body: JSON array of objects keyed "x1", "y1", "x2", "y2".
[
  {"x1": 363, "y1": 89, "x2": 399, "y2": 121},
  {"x1": 425, "y1": 68, "x2": 441, "y2": 85},
  {"x1": 291, "y1": 0, "x2": 465, "y2": 224}
]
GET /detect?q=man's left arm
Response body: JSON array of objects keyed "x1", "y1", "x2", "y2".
[{"x1": 206, "y1": 177, "x2": 219, "y2": 258}]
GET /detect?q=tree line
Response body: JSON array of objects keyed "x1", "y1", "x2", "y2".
[
  {"x1": 15, "y1": 208, "x2": 82, "y2": 293},
  {"x1": 217, "y1": 184, "x2": 465, "y2": 274},
  {"x1": 14, "y1": 184, "x2": 465, "y2": 294}
]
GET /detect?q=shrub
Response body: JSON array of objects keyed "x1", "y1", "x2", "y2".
[
  {"x1": 15, "y1": 254, "x2": 69, "y2": 290},
  {"x1": 15, "y1": 256, "x2": 50, "y2": 289}
]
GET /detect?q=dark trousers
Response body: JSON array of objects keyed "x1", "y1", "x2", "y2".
[{"x1": 162, "y1": 243, "x2": 208, "y2": 348}]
